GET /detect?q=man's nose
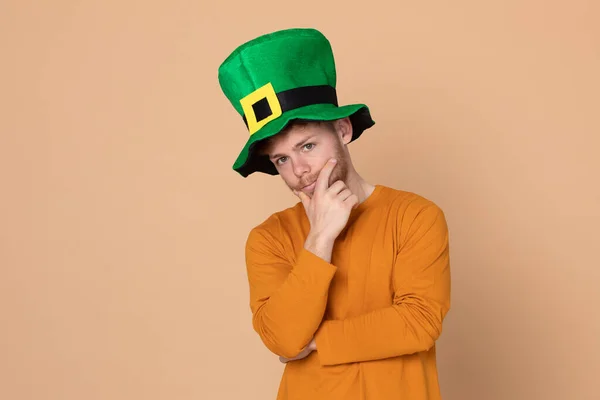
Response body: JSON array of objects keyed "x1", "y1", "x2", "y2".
[{"x1": 292, "y1": 158, "x2": 310, "y2": 177}]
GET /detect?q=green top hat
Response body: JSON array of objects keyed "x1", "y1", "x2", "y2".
[{"x1": 218, "y1": 28, "x2": 375, "y2": 177}]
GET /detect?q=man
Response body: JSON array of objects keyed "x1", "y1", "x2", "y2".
[{"x1": 218, "y1": 28, "x2": 451, "y2": 400}]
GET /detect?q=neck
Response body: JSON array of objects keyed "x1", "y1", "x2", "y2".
[{"x1": 343, "y1": 168, "x2": 375, "y2": 204}]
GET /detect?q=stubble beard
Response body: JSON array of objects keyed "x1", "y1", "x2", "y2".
[{"x1": 293, "y1": 148, "x2": 349, "y2": 197}]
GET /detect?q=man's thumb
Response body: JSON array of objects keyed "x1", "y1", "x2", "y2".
[{"x1": 297, "y1": 191, "x2": 310, "y2": 208}]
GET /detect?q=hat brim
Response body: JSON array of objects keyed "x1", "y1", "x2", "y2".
[{"x1": 232, "y1": 103, "x2": 374, "y2": 177}]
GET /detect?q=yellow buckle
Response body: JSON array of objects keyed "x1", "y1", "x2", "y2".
[{"x1": 239, "y1": 82, "x2": 282, "y2": 135}]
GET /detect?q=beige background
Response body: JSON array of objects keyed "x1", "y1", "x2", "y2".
[{"x1": 1, "y1": 1, "x2": 599, "y2": 399}]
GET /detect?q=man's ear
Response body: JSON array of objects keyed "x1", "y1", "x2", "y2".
[{"x1": 335, "y1": 117, "x2": 353, "y2": 145}]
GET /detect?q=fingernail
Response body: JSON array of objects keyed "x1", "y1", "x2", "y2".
[{"x1": 331, "y1": 159, "x2": 337, "y2": 164}]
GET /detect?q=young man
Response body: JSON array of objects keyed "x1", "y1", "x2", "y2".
[{"x1": 218, "y1": 28, "x2": 451, "y2": 400}]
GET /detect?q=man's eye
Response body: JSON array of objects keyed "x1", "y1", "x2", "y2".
[
  {"x1": 303, "y1": 143, "x2": 315, "y2": 150},
  {"x1": 276, "y1": 157, "x2": 287, "y2": 165}
]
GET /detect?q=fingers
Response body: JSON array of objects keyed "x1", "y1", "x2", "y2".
[
  {"x1": 298, "y1": 191, "x2": 310, "y2": 208},
  {"x1": 328, "y1": 183, "x2": 355, "y2": 206},
  {"x1": 314, "y1": 178, "x2": 357, "y2": 207},
  {"x1": 279, "y1": 346, "x2": 313, "y2": 363},
  {"x1": 315, "y1": 158, "x2": 337, "y2": 194},
  {"x1": 345, "y1": 194, "x2": 359, "y2": 209},
  {"x1": 337, "y1": 188, "x2": 353, "y2": 201},
  {"x1": 294, "y1": 189, "x2": 310, "y2": 209},
  {"x1": 327, "y1": 180, "x2": 346, "y2": 196}
]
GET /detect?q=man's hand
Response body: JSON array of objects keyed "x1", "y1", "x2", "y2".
[
  {"x1": 295, "y1": 158, "x2": 359, "y2": 246},
  {"x1": 279, "y1": 338, "x2": 317, "y2": 364}
]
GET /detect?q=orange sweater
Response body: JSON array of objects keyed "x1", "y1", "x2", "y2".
[{"x1": 245, "y1": 185, "x2": 451, "y2": 400}]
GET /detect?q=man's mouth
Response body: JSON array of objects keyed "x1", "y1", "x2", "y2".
[{"x1": 301, "y1": 181, "x2": 316, "y2": 192}]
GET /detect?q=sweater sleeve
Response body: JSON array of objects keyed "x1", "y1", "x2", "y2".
[
  {"x1": 314, "y1": 202, "x2": 451, "y2": 366},
  {"x1": 245, "y1": 226, "x2": 337, "y2": 359}
]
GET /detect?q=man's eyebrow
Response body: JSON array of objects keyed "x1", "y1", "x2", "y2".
[{"x1": 270, "y1": 135, "x2": 317, "y2": 159}]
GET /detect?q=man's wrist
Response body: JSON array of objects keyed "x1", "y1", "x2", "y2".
[{"x1": 304, "y1": 233, "x2": 335, "y2": 263}]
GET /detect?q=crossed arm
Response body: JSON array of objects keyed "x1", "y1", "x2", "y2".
[
  {"x1": 244, "y1": 227, "x2": 337, "y2": 359},
  {"x1": 244, "y1": 203, "x2": 451, "y2": 366}
]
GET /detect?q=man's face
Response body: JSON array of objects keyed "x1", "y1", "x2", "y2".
[{"x1": 263, "y1": 121, "x2": 350, "y2": 197}]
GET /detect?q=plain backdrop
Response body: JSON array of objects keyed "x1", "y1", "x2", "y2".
[{"x1": 1, "y1": 1, "x2": 599, "y2": 399}]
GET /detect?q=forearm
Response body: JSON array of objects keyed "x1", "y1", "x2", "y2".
[
  {"x1": 250, "y1": 235, "x2": 336, "y2": 358},
  {"x1": 314, "y1": 294, "x2": 449, "y2": 365}
]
